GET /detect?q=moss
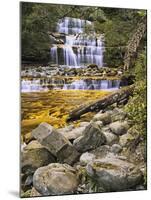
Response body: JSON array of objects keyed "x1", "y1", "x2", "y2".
[
  {"x1": 21, "y1": 189, "x2": 32, "y2": 198},
  {"x1": 93, "y1": 162, "x2": 118, "y2": 170}
]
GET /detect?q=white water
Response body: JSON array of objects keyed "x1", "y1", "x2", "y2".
[
  {"x1": 21, "y1": 78, "x2": 120, "y2": 92},
  {"x1": 51, "y1": 17, "x2": 104, "y2": 68},
  {"x1": 21, "y1": 80, "x2": 48, "y2": 92},
  {"x1": 63, "y1": 79, "x2": 120, "y2": 90},
  {"x1": 51, "y1": 46, "x2": 58, "y2": 65}
]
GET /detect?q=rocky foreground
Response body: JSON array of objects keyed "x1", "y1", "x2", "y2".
[{"x1": 21, "y1": 107, "x2": 146, "y2": 197}]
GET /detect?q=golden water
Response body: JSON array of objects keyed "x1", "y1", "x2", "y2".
[{"x1": 21, "y1": 90, "x2": 111, "y2": 138}]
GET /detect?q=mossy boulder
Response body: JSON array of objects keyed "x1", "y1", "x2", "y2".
[{"x1": 86, "y1": 155, "x2": 143, "y2": 191}]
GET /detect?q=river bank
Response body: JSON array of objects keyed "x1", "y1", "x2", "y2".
[{"x1": 21, "y1": 102, "x2": 146, "y2": 197}]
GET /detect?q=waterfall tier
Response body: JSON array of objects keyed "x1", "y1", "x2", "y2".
[
  {"x1": 57, "y1": 17, "x2": 92, "y2": 35},
  {"x1": 21, "y1": 78, "x2": 120, "y2": 92},
  {"x1": 50, "y1": 17, "x2": 104, "y2": 68}
]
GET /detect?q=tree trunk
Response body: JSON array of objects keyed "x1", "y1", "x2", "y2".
[
  {"x1": 67, "y1": 85, "x2": 134, "y2": 122},
  {"x1": 123, "y1": 16, "x2": 146, "y2": 71}
]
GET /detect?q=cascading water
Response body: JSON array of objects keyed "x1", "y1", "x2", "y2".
[
  {"x1": 51, "y1": 46, "x2": 58, "y2": 65},
  {"x1": 21, "y1": 78, "x2": 120, "y2": 92},
  {"x1": 50, "y1": 17, "x2": 104, "y2": 68},
  {"x1": 63, "y1": 79, "x2": 120, "y2": 90},
  {"x1": 21, "y1": 79, "x2": 48, "y2": 92}
]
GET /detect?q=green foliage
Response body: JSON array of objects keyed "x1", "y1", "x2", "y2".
[
  {"x1": 21, "y1": 189, "x2": 31, "y2": 198},
  {"x1": 78, "y1": 167, "x2": 105, "y2": 193},
  {"x1": 134, "y1": 50, "x2": 147, "y2": 81},
  {"x1": 21, "y1": 2, "x2": 146, "y2": 66},
  {"x1": 124, "y1": 51, "x2": 147, "y2": 138},
  {"x1": 21, "y1": 2, "x2": 76, "y2": 62},
  {"x1": 94, "y1": 9, "x2": 146, "y2": 67}
]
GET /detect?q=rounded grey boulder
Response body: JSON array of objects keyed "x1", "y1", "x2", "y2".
[
  {"x1": 33, "y1": 163, "x2": 79, "y2": 195},
  {"x1": 109, "y1": 121, "x2": 129, "y2": 136},
  {"x1": 86, "y1": 155, "x2": 142, "y2": 191}
]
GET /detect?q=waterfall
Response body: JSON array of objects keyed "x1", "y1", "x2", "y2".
[
  {"x1": 21, "y1": 78, "x2": 120, "y2": 92},
  {"x1": 51, "y1": 46, "x2": 58, "y2": 65},
  {"x1": 63, "y1": 79, "x2": 120, "y2": 90},
  {"x1": 63, "y1": 45, "x2": 77, "y2": 66},
  {"x1": 21, "y1": 79, "x2": 48, "y2": 92},
  {"x1": 50, "y1": 17, "x2": 104, "y2": 68}
]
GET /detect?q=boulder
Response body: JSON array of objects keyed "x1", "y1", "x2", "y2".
[
  {"x1": 80, "y1": 152, "x2": 96, "y2": 166},
  {"x1": 111, "y1": 108, "x2": 127, "y2": 122},
  {"x1": 61, "y1": 127, "x2": 85, "y2": 140},
  {"x1": 93, "y1": 112, "x2": 111, "y2": 125},
  {"x1": 79, "y1": 122, "x2": 90, "y2": 127},
  {"x1": 32, "y1": 123, "x2": 79, "y2": 165},
  {"x1": 95, "y1": 121, "x2": 103, "y2": 129},
  {"x1": 73, "y1": 122, "x2": 106, "y2": 153},
  {"x1": 86, "y1": 155, "x2": 143, "y2": 191},
  {"x1": 21, "y1": 140, "x2": 55, "y2": 175},
  {"x1": 102, "y1": 130, "x2": 119, "y2": 145},
  {"x1": 33, "y1": 163, "x2": 79, "y2": 195},
  {"x1": 56, "y1": 144, "x2": 80, "y2": 165},
  {"x1": 110, "y1": 144, "x2": 122, "y2": 154},
  {"x1": 90, "y1": 145, "x2": 111, "y2": 159},
  {"x1": 58, "y1": 125, "x2": 74, "y2": 133},
  {"x1": 32, "y1": 122, "x2": 70, "y2": 155},
  {"x1": 109, "y1": 121, "x2": 129, "y2": 136},
  {"x1": 24, "y1": 132, "x2": 34, "y2": 144},
  {"x1": 119, "y1": 132, "x2": 134, "y2": 147}
]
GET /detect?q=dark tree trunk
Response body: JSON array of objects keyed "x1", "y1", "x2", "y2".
[{"x1": 67, "y1": 85, "x2": 134, "y2": 122}]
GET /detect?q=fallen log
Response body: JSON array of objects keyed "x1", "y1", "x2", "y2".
[{"x1": 67, "y1": 85, "x2": 134, "y2": 122}]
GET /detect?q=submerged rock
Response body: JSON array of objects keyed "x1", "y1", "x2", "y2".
[
  {"x1": 32, "y1": 122, "x2": 80, "y2": 165},
  {"x1": 86, "y1": 155, "x2": 142, "y2": 191},
  {"x1": 73, "y1": 122, "x2": 106, "y2": 153},
  {"x1": 109, "y1": 121, "x2": 129, "y2": 136},
  {"x1": 21, "y1": 140, "x2": 55, "y2": 175},
  {"x1": 33, "y1": 163, "x2": 79, "y2": 195}
]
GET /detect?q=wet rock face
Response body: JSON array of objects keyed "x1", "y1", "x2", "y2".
[
  {"x1": 32, "y1": 122, "x2": 80, "y2": 165},
  {"x1": 109, "y1": 121, "x2": 129, "y2": 136},
  {"x1": 21, "y1": 140, "x2": 56, "y2": 175},
  {"x1": 73, "y1": 122, "x2": 106, "y2": 153},
  {"x1": 33, "y1": 163, "x2": 79, "y2": 195},
  {"x1": 86, "y1": 155, "x2": 143, "y2": 191}
]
